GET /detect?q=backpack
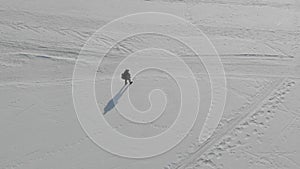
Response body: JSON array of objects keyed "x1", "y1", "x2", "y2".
[{"x1": 121, "y1": 73, "x2": 125, "y2": 79}]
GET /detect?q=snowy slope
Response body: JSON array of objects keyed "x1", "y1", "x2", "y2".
[{"x1": 1, "y1": 0, "x2": 300, "y2": 169}]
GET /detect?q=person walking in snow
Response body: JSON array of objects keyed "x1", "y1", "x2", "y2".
[{"x1": 121, "y1": 69, "x2": 133, "y2": 85}]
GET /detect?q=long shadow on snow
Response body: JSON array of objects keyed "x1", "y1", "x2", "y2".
[{"x1": 103, "y1": 84, "x2": 130, "y2": 115}]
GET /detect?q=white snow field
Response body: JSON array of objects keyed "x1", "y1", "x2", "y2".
[{"x1": 1, "y1": 0, "x2": 300, "y2": 169}]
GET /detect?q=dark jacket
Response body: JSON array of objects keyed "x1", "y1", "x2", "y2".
[{"x1": 121, "y1": 71, "x2": 131, "y2": 80}]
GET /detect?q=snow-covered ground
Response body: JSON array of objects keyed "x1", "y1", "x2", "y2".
[{"x1": 1, "y1": 0, "x2": 300, "y2": 169}]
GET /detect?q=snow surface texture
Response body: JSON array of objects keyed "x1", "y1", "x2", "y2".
[{"x1": 1, "y1": 0, "x2": 300, "y2": 169}]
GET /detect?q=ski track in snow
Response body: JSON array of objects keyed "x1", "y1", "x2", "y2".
[{"x1": 1, "y1": 0, "x2": 300, "y2": 169}]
